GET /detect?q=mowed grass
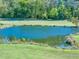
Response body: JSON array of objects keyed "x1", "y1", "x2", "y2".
[
  {"x1": 0, "y1": 20, "x2": 76, "y2": 29},
  {"x1": 0, "y1": 44, "x2": 79, "y2": 59},
  {"x1": 72, "y1": 35, "x2": 79, "y2": 40}
]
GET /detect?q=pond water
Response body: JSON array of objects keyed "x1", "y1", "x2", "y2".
[{"x1": 0, "y1": 26, "x2": 78, "y2": 39}]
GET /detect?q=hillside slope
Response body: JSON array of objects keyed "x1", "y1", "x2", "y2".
[{"x1": 0, "y1": 44, "x2": 79, "y2": 59}]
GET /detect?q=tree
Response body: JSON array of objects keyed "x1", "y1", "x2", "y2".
[
  {"x1": 63, "y1": 7, "x2": 72, "y2": 19},
  {"x1": 71, "y1": 17, "x2": 78, "y2": 27},
  {"x1": 49, "y1": 7, "x2": 58, "y2": 19},
  {"x1": 75, "y1": 8, "x2": 79, "y2": 19},
  {"x1": 0, "y1": 0, "x2": 78, "y2": 20}
]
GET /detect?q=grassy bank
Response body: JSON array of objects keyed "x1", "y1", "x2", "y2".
[
  {"x1": 71, "y1": 34, "x2": 79, "y2": 40},
  {"x1": 31, "y1": 36, "x2": 65, "y2": 46},
  {"x1": 0, "y1": 36, "x2": 65, "y2": 46},
  {"x1": 0, "y1": 44, "x2": 79, "y2": 59},
  {"x1": 0, "y1": 20, "x2": 75, "y2": 29}
]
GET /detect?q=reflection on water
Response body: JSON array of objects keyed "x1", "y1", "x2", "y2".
[
  {"x1": 0, "y1": 25, "x2": 79, "y2": 48},
  {"x1": 0, "y1": 26, "x2": 78, "y2": 39}
]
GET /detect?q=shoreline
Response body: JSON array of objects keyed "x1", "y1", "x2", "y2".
[{"x1": 0, "y1": 20, "x2": 76, "y2": 29}]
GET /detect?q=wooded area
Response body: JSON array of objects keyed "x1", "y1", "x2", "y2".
[{"x1": 0, "y1": 0, "x2": 79, "y2": 20}]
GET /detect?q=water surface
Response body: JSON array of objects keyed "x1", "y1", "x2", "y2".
[{"x1": 0, "y1": 26, "x2": 78, "y2": 39}]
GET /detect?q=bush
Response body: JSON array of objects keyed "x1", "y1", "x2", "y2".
[{"x1": 9, "y1": 36, "x2": 16, "y2": 42}]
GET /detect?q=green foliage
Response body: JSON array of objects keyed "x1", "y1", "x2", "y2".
[
  {"x1": 0, "y1": 0, "x2": 78, "y2": 20},
  {"x1": 49, "y1": 8, "x2": 58, "y2": 19},
  {"x1": 71, "y1": 17, "x2": 78, "y2": 27},
  {"x1": 75, "y1": 8, "x2": 79, "y2": 19},
  {"x1": 9, "y1": 36, "x2": 16, "y2": 41},
  {"x1": 20, "y1": 38, "x2": 26, "y2": 42},
  {"x1": 0, "y1": 36, "x2": 4, "y2": 44},
  {"x1": 32, "y1": 36, "x2": 65, "y2": 46}
]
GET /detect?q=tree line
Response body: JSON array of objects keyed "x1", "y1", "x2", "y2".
[{"x1": 0, "y1": 0, "x2": 79, "y2": 20}]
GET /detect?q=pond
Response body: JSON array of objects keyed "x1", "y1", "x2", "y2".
[{"x1": 0, "y1": 26, "x2": 78, "y2": 39}]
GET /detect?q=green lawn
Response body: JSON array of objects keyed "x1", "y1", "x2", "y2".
[
  {"x1": 0, "y1": 44, "x2": 79, "y2": 59},
  {"x1": 72, "y1": 35, "x2": 79, "y2": 40},
  {"x1": 0, "y1": 20, "x2": 76, "y2": 29}
]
